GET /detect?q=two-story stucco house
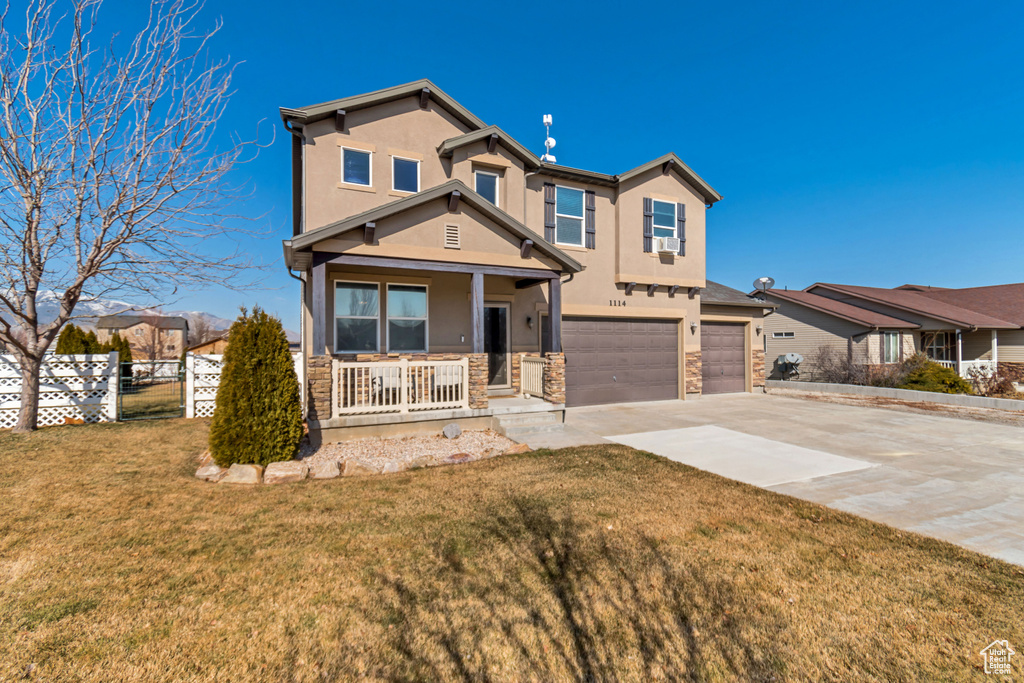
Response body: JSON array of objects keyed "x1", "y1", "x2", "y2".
[
  {"x1": 281, "y1": 80, "x2": 767, "y2": 442},
  {"x1": 95, "y1": 314, "x2": 189, "y2": 360}
]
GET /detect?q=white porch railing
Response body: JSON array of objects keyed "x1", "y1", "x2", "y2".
[
  {"x1": 521, "y1": 355, "x2": 544, "y2": 397},
  {"x1": 933, "y1": 360, "x2": 955, "y2": 370},
  {"x1": 961, "y1": 359, "x2": 997, "y2": 379},
  {"x1": 332, "y1": 358, "x2": 470, "y2": 416}
]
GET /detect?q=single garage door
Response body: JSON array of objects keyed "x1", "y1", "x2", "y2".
[
  {"x1": 701, "y1": 322, "x2": 746, "y2": 394},
  {"x1": 560, "y1": 317, "x2": 679, "y2": 407}
]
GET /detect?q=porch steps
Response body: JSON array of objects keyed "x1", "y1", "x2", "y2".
[{"x1": 495, "y1": 411, "x2": 564, "y2": 441}]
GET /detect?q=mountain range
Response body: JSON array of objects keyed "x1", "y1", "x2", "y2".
[{"x1": 11, "y1": 291, "x2": 299, "y2": 343}]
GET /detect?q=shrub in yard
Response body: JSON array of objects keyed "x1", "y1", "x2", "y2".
[
  {"x1": 898, "y1": 355, "x2": 973, "y2": 394},
  {"x1": 208, "y1": 307, "x2": 303, "y2": 467},
  {"x1": 55, "y1": 323, "x2": 89, "y2": 353}
]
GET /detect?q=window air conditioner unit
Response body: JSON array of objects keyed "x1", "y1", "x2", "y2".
[{"x1": 657, "y1": 236, "x2": 680, "y2": 254}]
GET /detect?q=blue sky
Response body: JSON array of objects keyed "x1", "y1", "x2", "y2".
[{"x1": 93, "y1": 0, "x2": 1024, "y2": 331}]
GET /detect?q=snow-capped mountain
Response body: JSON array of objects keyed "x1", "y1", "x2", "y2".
[{"x1": 7, "y1": 292, "x2": 299, "y2": 342}]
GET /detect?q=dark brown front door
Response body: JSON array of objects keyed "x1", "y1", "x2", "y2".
[
  {"x1": 560, "y1": 317, "x2": 679, "y2": 407},
  {"x1": 701, "y1": 322, "x2": 746, "y2": 394}
]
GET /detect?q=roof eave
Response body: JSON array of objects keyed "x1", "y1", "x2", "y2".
[{"x1": 809, "y1": 283, "x2": 1014, "y2": 330}]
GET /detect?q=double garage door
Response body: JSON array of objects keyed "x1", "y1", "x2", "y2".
[
  {"x1": 701, "y1": 322, "x2": 746, "y2": 394},
  {"x1": 560, "y1": 317, "x2": 679, "y2": 407}
]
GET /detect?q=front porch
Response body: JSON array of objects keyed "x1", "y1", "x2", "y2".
[
  {"x1": 301, "y1": 252, "x2": 568, "y2": 441},
  {"x1": 923, "y1": 329, "x2": 1001, "y2": 379}
]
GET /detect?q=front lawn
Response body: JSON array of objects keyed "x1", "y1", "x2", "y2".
[{"x1": 0, "y1": 420, "x2": 1019, "y2": 680}]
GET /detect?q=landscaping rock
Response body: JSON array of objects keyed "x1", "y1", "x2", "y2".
[
  {"x1": 406, "y1": 455, "x2": 432, "y2": 470},
  {"x1": 264, "y1": 461, "x2": 308, "y2": 484},
  {"x1": 442, "y1": 423, "x2": 462, "y2": 439},
  {"x1": 308, "y1": 460, "x2": 341, "y2": 479},
  {"x1": 443, "y1": 452, "x2": 473, "y2": 465},
  {"x1": 195, "y1": 463, "x2": 227, "y2": 482},
  {"x1": 342, "y1": 460, "x2": 380, "y2": 477},
  {"x1": 197, "y1": 450, "x2": 214, "y2": 466},
  {"x1": 218, "y1": 463, "x2": 263, "y2": 485},
  {"x1": 382, "y1": 461, "x2": 406, "y2": 474},
  {"x1": 503, "y1": 443, "x2": 532, "y2": 455}
]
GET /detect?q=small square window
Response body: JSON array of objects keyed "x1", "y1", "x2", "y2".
[
  {"x1": 475, "y1": 171, "x2": 498, "y2": 205},
  {"x1": 342, "y1": 148, "x2": 371, "y2": 186},
  {"x1": 393, "y1": 157, "x2": 419, "y2": 193}
]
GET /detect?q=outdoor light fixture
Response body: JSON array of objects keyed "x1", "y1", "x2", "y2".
[
  {"x1": 527, "y1": 316, "x2": 534, "y2": 329},
  {"x1": 690, "y1": 321, "x2": 698, "y2": 333},
  {"x1": 756, "y1": 325, "x2": 763, "y2": 335}
]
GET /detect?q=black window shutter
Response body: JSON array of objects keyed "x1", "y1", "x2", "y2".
[
  {"x1": 642, "y1": 197, "x2": 653, "y2": 253},
  {"x1": 584, "y1": 190, "x2": 596, "y2": 249},
  {"x1": 543, "y1": 183, "x2": 556, "y2": 242},
  {"x1": 676, "y1": 202, "x2": 686, "y2": 256}
]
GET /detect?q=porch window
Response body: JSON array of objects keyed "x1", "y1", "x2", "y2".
[
  {"x1": 475, "y1": 171, "x2": 498, "y2": 205},
  {"x1": 387, "y1": 284, "x2": 428, "y2": 352},
  {"x1": 925, "y1": 332, "x2": 950, "y2": 361},
  {"x1": 652, "y1": 199, "x2": 676, "y2": 238},
  {"x1": 882, "y1": 331, "x2": 899, "y2": 363},
  {"x1": 335, "y1": 282, "x2": 379, "y2": 353},
  {"x1": 342, "y1": 148, "x2": 371, "y2": 186},
  {"x1": 555, "y1": 186, "x2": 584, "y2": 246}
]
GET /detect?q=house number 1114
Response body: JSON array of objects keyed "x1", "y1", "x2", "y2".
[{"x1": 609, "y1": 300, "x2": 626, "y2": 307}]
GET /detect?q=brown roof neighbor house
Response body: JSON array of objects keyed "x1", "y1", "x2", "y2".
[
  {"x1": 96, "y1": 315, "x2": 189, "y2": 360},
  {"x1": 280, "y1": 80, "x2": 771, "y2": 442},
  {"x1": 761, "y1": 282, "x2": 1024, "y2": 381}
]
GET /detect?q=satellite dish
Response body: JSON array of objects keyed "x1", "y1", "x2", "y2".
[
  {"x1": 753, "y1": 276, "x2": 775, "y2": 292},
  {"x1": 545, "y1": 136, "x2": 556, "y2": 150}
]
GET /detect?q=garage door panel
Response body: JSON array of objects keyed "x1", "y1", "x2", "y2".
[
  {"x1": 562, "y1": 316, "x2": 679, "y2": 407},
  {"x1": 701, "y1": 322, "x2": 746, "y2": 394}
]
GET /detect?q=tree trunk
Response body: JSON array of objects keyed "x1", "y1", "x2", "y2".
[{"x1": 13, "y1": 354, "x2": 43, "y2": 433}]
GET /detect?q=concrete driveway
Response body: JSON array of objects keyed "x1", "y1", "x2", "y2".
[{"x1": 553, "y1": 394, "x2": 1024, "y2": 566}]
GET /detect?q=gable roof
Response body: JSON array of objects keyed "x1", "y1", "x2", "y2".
[
  {"x1": 809, "y1": 283, "x2": 1017, "y2": 330},
  {"x1": 618, "y1": 153, "x2": 723, "y2": 205},
  {"x1": 702, "y1": 280, "x2": 777, "y2": 308},
  {"x1": 96, "y1": 315, "x2": 189, "y2": 331},
  {"x1": 911, "y1": 282, "x2": 1024, "y2": 327},
  {"x1": 765, "y1": 289, "x2": 920, "y2": 329},
  {"x1": 437, "y1": 126, "x2": 541, "y2": 168},
  {"x1": 284, "y1": 179, "x2": 583, "y2": 273},
  {"x1": 280, "y1": 79, "x2": 487, "y2": 131}
]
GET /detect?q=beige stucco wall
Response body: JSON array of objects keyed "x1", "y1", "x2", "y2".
[
  {"x1": 448, "y1": 140, "x2": 528, "y2": 222},
  {"x1": 302, "y1": 97, "x2": 472, "y2": 231},
  {"x1": 97, "y1": 323, "x2": 186, "y2": 360}
]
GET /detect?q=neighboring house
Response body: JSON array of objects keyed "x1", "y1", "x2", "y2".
[
  {"x1": 280, "y1": 80, "x2": 768, "y2": 441},
  {"x1": 95, "y1": 315, "x2": 189, "y2": 360},
  {"x1": 187, "y1": 333, "x2": 230, "y2": 355},
  {"x1": 762, "y1": 282, "x2": 1024, "y2": 380}
]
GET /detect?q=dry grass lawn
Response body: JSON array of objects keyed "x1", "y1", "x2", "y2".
[{"x1": 1, "y1": 419, "x2": 1021, "y2": 681}]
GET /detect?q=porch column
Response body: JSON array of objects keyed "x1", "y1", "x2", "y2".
[
  {"x1": 956, "y1": 329, "x2": 963, "y2": 376},
  {"x1": 471, "y1": 271, "x2": 484, "y2": 353},
  {"x1": 992, "y1": 330, "x2": 999, "y2": 367},
  {"x1": 547, "y1": 276, "x2": 562, "y2": 353},
  {"x1": 312, "y1": 261, "x2": 326, "y2": 355}
]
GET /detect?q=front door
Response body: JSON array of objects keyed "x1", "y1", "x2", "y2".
[{"x1": 484, "y1": 304, "x2": 510, "y2": 387}]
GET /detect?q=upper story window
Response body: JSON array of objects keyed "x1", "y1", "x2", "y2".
[
  {"x1": 341, "y1": 148, "x2": 372, "y2": 186},
  {"x1": 392, "y1": 157, "x2": 419, "y2": 193},
  {"x1": 652, "y1": 200, "x2": 676, "y2": 238},
  {"x1": 475, "y1": 171, "x2": 498, "y2": 205},
  {"x1": 555, "y1": 186, "x2": 584, "y2": 246}
]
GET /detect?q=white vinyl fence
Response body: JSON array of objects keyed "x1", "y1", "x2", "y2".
[
  {"x1": 0, "y1": 353, "x2": 118, "y2": 429},
  {"x1": 185, "y1": 353, "x2": 304, "y2": 419}
]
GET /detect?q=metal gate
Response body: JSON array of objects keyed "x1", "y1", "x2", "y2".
[{"x1": 119, "y1": 359, "x2": 185, "y2": 420}]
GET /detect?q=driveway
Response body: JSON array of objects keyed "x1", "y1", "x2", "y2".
[{"x1": 543, "y1": 394, "x2": 1024, "y2": 566}]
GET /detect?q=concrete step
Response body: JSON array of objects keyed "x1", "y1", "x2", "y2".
[
  {"x1": 501, "y1": 423, "x2": 565, "y2": 439},
  {"x1": 495, "y1": 412, "x2": 561, "y2": 427}
]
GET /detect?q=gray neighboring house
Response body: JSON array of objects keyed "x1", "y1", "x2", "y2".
[
  {"x1": 762, "y1": 282, "x2": 1024, "y2": 381},
  {"x1": 95, "y1": 315, "x2": 190, "y2": 360}
]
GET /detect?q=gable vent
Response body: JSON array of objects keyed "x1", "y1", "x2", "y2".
[{"x1": 444, "y1": 225, "x2": 461, "y2": 249}]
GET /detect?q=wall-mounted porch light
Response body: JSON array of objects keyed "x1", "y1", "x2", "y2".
[
  {"x1": 756, "y1": 325, "x2": 763, "y2": 335},
  {"x1": 527, "y1": 315, "x2": 534, "y2": 329},
  {"x1": 690, "y1": 321, "x2": 698, "y2": 333}
]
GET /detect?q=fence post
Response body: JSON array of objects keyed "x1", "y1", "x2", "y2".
[
  {"x1": 399, "y1": 358, "x2": 409, "y2": 413},
  {"x1": 185, "y1": 353, "x2": 195, "y2": 419},
  {"x1": 106, "y1": 351, "x2": 119, "y2": 422},
  {"x1": 330, "y1": 357, "x2": 339, "y2": 420}
]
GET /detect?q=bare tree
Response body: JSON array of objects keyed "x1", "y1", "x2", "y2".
[
  {"x1": 0, "y1": 0, "x2": 262, "y2": 432},
  {"x1": 134, "y1": 315, "x2": 167, "y2": 364},
  {"x1": 187, "y1": 314, "x2": 217, "y2": 346}
]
